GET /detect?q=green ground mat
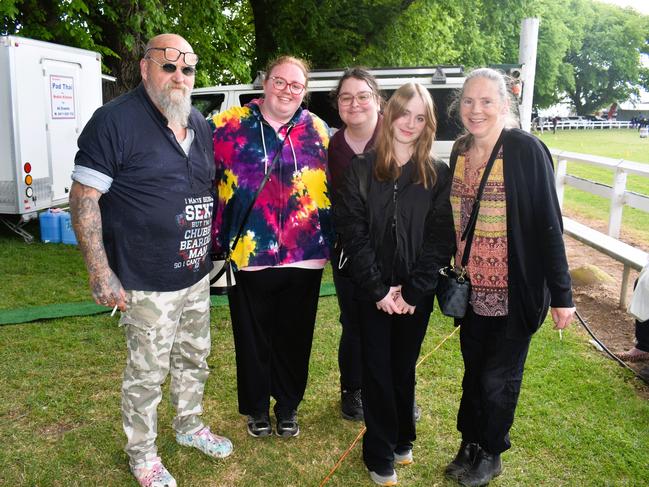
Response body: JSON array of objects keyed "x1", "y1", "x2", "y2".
[{"x1": 0, "y1": 282, "x2": 337, "y2": 326}]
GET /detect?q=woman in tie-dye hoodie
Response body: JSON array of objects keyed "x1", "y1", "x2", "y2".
[{"x1": 211, "y1": 55, "x2": 333, "y2": 439}]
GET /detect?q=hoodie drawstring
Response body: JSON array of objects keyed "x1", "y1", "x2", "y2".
[
  {"x1": 260, "y1": 122, "x2": 269, "y2": 174},
  {"x1": 287, "y1": 134, "x2": 297, "y2": 173},
  {"x1": 260, "y1": 122, "x2": 298, "y2": 175}
]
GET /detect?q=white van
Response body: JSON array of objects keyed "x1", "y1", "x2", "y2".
[{"x1": 192, "y1": 66, "x2": 467, "y2": 161}]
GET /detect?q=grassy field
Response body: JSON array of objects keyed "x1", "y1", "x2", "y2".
[
  {"x1": 538, "y1": 129, "x2": 649, "y2": 245},
  {"x1": 1, "y1": 130, "x2": 649, "y2": 486}
]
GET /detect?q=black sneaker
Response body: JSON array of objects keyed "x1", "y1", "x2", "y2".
[
  {"x1": 341, "y1": 389, "x2": 364, "y2": 421},
  {"x1": 247, "y1": 412, "x2": 272, "y2": 437},
  {"x1": 275, "y1": 409, "x2": 300, "y2": 438}
]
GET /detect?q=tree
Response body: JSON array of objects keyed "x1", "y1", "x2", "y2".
[
  {"x1": 1, "y1": 0, "x2": 253, "y2": 96},
  {"x1": 248, "y1": 0, "x2": 417, "y2": 73},
  {"x1": 557, "y1": 2, "x2": 649, "y2": 114}
]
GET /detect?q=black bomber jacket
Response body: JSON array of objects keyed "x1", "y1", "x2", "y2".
[{"x1": 333, "y1": 151, "x2": 455, "y2": 306}]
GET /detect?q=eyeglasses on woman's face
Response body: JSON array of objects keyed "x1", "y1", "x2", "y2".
[
  {"x1": 269, "y1": 76, "x2": 305, "y2": 95},
  {"x1": 338, "y1": 91, "x2": 375, "y2": 106}
]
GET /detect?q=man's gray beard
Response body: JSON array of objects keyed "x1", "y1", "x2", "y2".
[{"x1": 149, "y1": 84, "x2": 191, "y2": 127}]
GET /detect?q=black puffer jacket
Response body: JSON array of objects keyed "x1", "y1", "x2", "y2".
[{"x1": 334, "y1": 151, "x2": 455, "y2": 306}]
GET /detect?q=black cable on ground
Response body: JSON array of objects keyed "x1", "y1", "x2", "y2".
[{"x1": 575, "y1": 309, "x2": 649, "y2": 385}]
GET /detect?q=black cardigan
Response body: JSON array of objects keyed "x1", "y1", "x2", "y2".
[
  {"x1": 450, "y1": 129, "x2": 574, "y2": 338},
  {"x1": 334, "y1": 151, "x2": 455, "y2": 306}
]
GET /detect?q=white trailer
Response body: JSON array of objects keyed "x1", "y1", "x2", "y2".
[{"x1": 0, "y1": 35, "x2": 102, "y2": 241}]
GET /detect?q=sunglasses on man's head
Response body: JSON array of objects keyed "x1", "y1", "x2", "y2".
[{"x1": 146, "y1": 56, "x2": 196, "y2": 76}]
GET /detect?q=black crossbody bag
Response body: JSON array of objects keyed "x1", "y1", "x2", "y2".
[{"x1": 436, "y1": 130, "x2": 504, "y2": 318}]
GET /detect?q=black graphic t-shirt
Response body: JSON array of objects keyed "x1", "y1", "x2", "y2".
[{"x1": 74, "y1": 84, "x2": 215, "y2": 291}]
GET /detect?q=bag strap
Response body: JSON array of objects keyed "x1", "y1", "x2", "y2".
[
  {"x1": 458, "y1": 129, "x2": 505, "y2": 268},
  {"x1": 225, "y1": 123, "x2": 294, "y2": 261}
]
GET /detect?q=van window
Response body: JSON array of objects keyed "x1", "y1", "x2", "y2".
[
  {"x1": 192, "y1": 93, "x2": 225, "y2": 118},
  {"x1": 305, "y1": 92, "x2": 341, "y2": 128},
  {"x1": 239, "y1": 93, "x2": 259, "y2": 106}
]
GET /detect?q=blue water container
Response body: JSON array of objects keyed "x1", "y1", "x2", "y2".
[
  {"x1": 60, "y1": 212, "x2": 78, "y2": 245},
  {"x1": 39, "y1": 209, "x2": 62, "y2": 243}
]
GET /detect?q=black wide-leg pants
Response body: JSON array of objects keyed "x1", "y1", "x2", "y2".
[
  {"x1": 228, "y1": 267, "x2": 323, "y2": 417},
  {"x1": 457, "y1": 307, "x2": 532, "y2": 454},
  {"x1": 358, "y1": 298, "x2": 432, "y2": 475},
  {"x1": 333, "y1": 267, "x2": 363, "y2": 392}
]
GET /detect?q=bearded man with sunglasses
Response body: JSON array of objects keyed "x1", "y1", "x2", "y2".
[{"x1": 70, "y1": 34, "x2": 231, "y2": 487}]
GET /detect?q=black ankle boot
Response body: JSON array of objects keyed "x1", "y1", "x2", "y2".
[
  {"x1": 444, "y1": 441, "x2": 480, "y2": 480},
  {"x1": 458, "y1": 449, "x2": 502, "y2": 486}
]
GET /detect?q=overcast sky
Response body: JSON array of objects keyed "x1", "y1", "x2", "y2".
[{"x1": 596, "y1": 0, "x2": 649, "y2": 15}]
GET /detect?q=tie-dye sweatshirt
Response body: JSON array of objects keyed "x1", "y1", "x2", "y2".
[{"x1": 211, "y1": 99, "x2": 333, "y2": 271}]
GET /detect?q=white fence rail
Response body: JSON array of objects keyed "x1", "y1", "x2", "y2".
[
  {"x1": 540, "y1": 120, "x2": 633, "y2": 130},
  {"x1": 552, "y1": 149, "x2": 649, "y2": 238}
]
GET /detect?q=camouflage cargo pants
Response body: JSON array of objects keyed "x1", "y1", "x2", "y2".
[{"x1": 119, "y1": 274, "x2": 211, "y2": 465}]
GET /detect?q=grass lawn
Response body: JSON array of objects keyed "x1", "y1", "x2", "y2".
[
  {"x1": 538, "y1": 129, "x2": 649, "y2": 244},
  {"x1": 1, "y1": 218, "x2": 649, "y2": 486}
]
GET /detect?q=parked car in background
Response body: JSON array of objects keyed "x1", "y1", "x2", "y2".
[{"x1": 566, "y1": 116, "x2": 588, "y2": 128}]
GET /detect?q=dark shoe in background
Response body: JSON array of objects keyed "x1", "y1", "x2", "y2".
[
  {"x1": 341, "y1": 388, "x2": 364, "y2": 421},
  {"x1": 246, "y1": 412, "x2": 272, "y2": 438},
  {"x1": 444, "y1": 441, "x2": 480, "y2": 480},
  {"x1": 458, "y1": 449, "x2": 502, "y2": 487},
  {"x1": 275, "y1": 407, "x2": 300, "y2": 437}
]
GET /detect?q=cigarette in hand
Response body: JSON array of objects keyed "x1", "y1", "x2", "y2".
[
  {"x1": 559, "y1": 329, "x2": 563, "y2": 341},
  {"x1": 111, "y1": 305, "x2": 118, "y2": 317}
]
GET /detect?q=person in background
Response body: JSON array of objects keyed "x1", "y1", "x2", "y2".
[
  {"x1": 444, "y1": 68, "x2": 575, "y2": 487},
  {"x1": 335, "y1": 82, "x2": 454, "y2": 486},
  {"x1": 211, "y1": 55, "x2": 332, "y2": 439},
  {"x1": 70, "y1": 34, "x2": 232, "y2": 487},
  {"x1": 616, "y1": 262, "x2": 649, "y2": 362},
  {"x1": 328, "y1": 67, "x2": 383, "y2": 421}
]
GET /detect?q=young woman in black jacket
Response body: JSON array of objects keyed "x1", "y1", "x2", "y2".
[{"x1": 335, "y1": 82, "x2": 454, "y2": 486}]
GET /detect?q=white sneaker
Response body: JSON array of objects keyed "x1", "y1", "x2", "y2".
[
  {"x1": 395, "y1": 449, "x2": 413, "y2": 465},
  {"x1": 369, "y1": 469, "x2": 398, "y2": 486}
]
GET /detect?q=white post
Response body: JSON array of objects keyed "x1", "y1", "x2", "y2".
[
  {"x1": 519, "y1": 18, "x2": 539, "y2": 133},
  {"x1": 555, "y1": 157, "x2": 567, "y2": 209},
  {"x1": 608, "y1": 166, "x2": 627, "y2": 238}
]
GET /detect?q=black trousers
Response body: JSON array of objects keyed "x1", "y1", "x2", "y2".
[
  {"x1": 228, "y1": 267, "x2": 323, "y2": 416},
  {"x1": 457, "y1": 307, "x2": 531, "y2": 455},
  {"x1": 333, "y1": 267, "x2": 363, "y2": 391},
  {"x1": 358, "y1": 298, "x2": 432, "y2": 475},
  {"x1": 635, "y1": 319, "x2": 649, "y2": 352}
]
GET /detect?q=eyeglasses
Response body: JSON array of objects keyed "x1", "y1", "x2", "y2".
[
  {"x1": 338, "y1": 91, "x2": 375, "y2": 106},
  {"x1": 145, "y1": 47, "x2": 199, "y2": 66},
  {"x1": 269, "y1": 76, "x2": 305, "y2": 95},
  {"x1": 146, "y1": 56, "x2": 196, "y2": 77}
]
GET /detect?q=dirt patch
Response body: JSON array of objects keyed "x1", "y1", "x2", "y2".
[
  {"x1": 39, "y1": 421, "x2": 78, "y2": 440},
  {"x1": 563, "y1": 212, "x2": 649, "y2": 388}
]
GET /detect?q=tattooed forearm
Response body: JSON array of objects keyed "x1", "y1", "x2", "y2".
[
  {"x1": 70, "y1": 182, "x2": 125, "y2": 307},
  {"x1": 70, "y1": 182, "x2": 108, "y2": 275}
]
